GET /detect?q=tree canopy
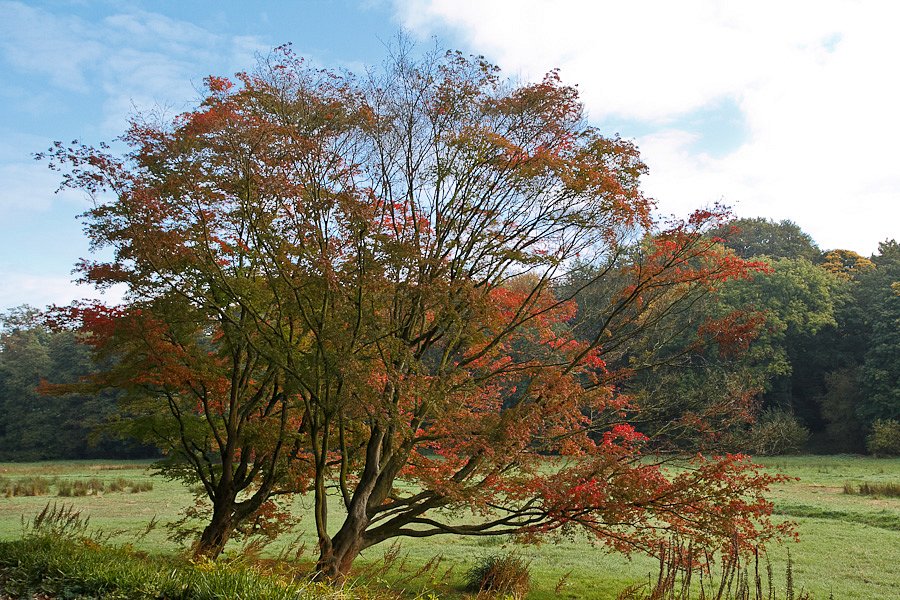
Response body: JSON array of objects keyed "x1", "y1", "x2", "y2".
[{"x1": 715, "y1": 217, "x2": 821, "y2": 262}]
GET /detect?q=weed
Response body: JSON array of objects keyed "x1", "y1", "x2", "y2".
[
  {"x1": 22, "y1": 501, "x2": 92, "y2": 540},
  {"x1": 55, "y1": 476, "x2": 153, "y2": 497}
]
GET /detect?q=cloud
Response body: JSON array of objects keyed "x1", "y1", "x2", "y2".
[
  {"x1": 0, "y1": 1, "x2": 270, "y2": 136},
  {"x1": 394, "y1": 0, "x2": 900, "y2": 254},
  {"x1": 0, "y1": 134, "x2": 88, "y2": 214},
  {"x1": 0, "y1": 1, "x2": 106, "y2": 92},
  {"x1": 0, "y1": 271, "x2": 125, "y2": 311}
]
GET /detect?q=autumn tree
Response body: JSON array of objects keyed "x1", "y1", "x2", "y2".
[
  {"x1": 50, "y1": 299, "x2": 299, "y2": 558},
  {"x1": 45, "y1": 47, "x2": 789, "y2": 577}
]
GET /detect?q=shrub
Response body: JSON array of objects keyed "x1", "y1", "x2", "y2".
[
  {"x1": 464, "y1": 553, "x2": 531, "y2": 599},
  {"x1": 866, "y1": 419, "x2": 900, "y2": 457},
  {"x1": 743, "y1": 410, "x2": 810, "y2": 456}
]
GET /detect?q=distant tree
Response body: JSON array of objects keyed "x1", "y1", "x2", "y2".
[
  {"x1": 563, "y1": 249, "x2": 770, "y2": 452},
  {"x1": 0, "y1": 306, "x2": 146, "y2": 460},
  {"x1": 856, "y1": 240, "x2": 900, "y2": 425},
  {"x1": 715, "y1": 217, "x2": 821, "y2": 262},
  {"x1": 820, "y1": 249, "x2": 875, "y2": 281},
  {"x1": 720, "y1": 258, "x2": 837, "y2": 386},
  {"x1": 45, "y1": 47, "x2": 790, "y2": 576}
]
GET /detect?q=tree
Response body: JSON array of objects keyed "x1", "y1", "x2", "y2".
[
  {"x1": 0, "y1": 306, "x2": 147, "y2": 461},
  {"x1": 820, "y1": 249, "x2": 875, "y2": 281},
  {"x1": 714, "y1": 217, "x2": 821, "y2": 262},
  {"x1": 50, "y1": 299, "x2": 300, "y2": 558},
  {"x1": 44, "y1": 47, "x2": 790, "y2": 577},
  {"x1": 857, "y1": 240, "x2": 900, "y2": 425},
  {"x1": 716, "y1": 257, "x2": 838, "y2": 432}
]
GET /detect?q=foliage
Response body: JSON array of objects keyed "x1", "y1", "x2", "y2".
[
  {"x1": 0, "y1": 306, "x2": 153, "y2": 461},
  {"x1": 866, "y1": 419, "x2": 900, "y2": 457},
  {"x1": 464, "y1": 552, "x2": 531, "y2": 598},
  {"x1": 739, "y1": 410, "x2": 810, "y2": 456},
  {"x1": 713, "y1": 217, "x2": 821, "y2": 263},
  {"x1": 856, "y1": 241, "x2": 900, "y2": 426},
  {"x1": 41, "y1": 45, "x2": 789, "y2": 577},
  {"x1": 563, "y1": 253, "x2": 770, "y2": 453},
  {"x1": 820, "y1": 249, "x2": 874, "y2": 282}
]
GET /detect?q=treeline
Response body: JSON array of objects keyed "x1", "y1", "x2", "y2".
[
  {"x1": 1, "y1": 217, "x2": 897, "y2": 459},
  {"x1": 0, "y1": 306, "x2": 157, "y2": 461},
  {"x1": 602, "y1": 217, "x2": 899, "y2": 455}
]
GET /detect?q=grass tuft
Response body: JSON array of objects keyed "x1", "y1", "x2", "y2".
[
  {"x1": 464, "y1": 552, "x2": 530, "y2": 599},
  {"x1": 842, "y1": 480, "x2": 900, "y2": 498}
]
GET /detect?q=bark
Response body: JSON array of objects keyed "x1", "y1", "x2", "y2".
[
  {"x1": 194, "y1": 504, "x2": 234, "y2": 560},
  {"x1": 316, "y1": 538, "x2": 363, "y2": 582}
]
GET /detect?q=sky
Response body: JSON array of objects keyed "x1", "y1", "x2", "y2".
[{"x1": 1, "y1": 0, "x2": 899, "y2": 310}]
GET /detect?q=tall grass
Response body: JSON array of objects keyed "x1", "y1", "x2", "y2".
[
  {"x1": 0, "y1": 475, "x2": 153, "y2": 497},
  {"x1": 0, "y1": 475, "x2": 51, "y2": 497},
  {"x1": 842, "y1": 481, "x2": 900, "y2": 498}
]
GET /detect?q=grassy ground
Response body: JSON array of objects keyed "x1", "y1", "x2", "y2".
[{"x1": 0, "y1": 456, "x2": 898, "y2": 599}]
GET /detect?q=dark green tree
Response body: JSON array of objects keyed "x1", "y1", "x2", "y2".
[
  {"x1": 0, "y1": 306, "x2": 147, "y2": 460},
  {"x1": 715, "y1": 217, "x2": 821, "y2": 262},
  {"x1": 856, "y1": 240, "x2": 900, "y2": 424}
]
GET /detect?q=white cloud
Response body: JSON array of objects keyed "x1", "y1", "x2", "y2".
[
  {"x1": 395, "y1": 0, "x2": 900, "y2": 254},
  {"x1": 0, "y1": 1, "x2": 106, "y2": 92},
  {"x1": 0, "y1": 155, "x2": 86, "y2": 215},
  {"x1": 0, "y1": 271, "x2": 125, "y2": 311},
  {"x1": 0, "y1": 1, "x2": 270, "y2": 136}
]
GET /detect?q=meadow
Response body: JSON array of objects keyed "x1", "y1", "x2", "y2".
[{"x1": 0, "y1": 456, "x2": 898, "y2": 599}]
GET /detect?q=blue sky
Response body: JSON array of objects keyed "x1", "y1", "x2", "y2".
[{"x1": 2, "y1": 0, "x2": 898, "y2": 309}]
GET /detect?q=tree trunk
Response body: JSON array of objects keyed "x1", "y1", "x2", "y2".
[
  {"x1": 315, "y1": 516, "x2": 371, "y2": 583},
  {"x1": 194, "y1": 504, "x2": 233, "y2": 560}
]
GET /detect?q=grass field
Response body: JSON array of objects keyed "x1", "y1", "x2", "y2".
[{"x1": 1, "y1": 456, "x2": 898, "y2": 599}]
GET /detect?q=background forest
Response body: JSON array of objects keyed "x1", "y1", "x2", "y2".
[{"x1": 2, "y1": 217, "x2": 898, "y2": 461}]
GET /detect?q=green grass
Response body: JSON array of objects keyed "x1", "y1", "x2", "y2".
[
  {"x1": 1, "y1": 456, "x2": 898, "y2": 599},
  {"x1": 0, "y1": 535, "x2": 361, "y2": 600}
]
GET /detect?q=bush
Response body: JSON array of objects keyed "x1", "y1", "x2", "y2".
[
  {"x1": 866, "y1": 419, "x2": 900, "y2": 457},
  {"x1": 743, "y1": 410, "x2": 810, "y2": 456},
  {"x1": 464, "y1": 553, "x2": 531, "y2": 599}
]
